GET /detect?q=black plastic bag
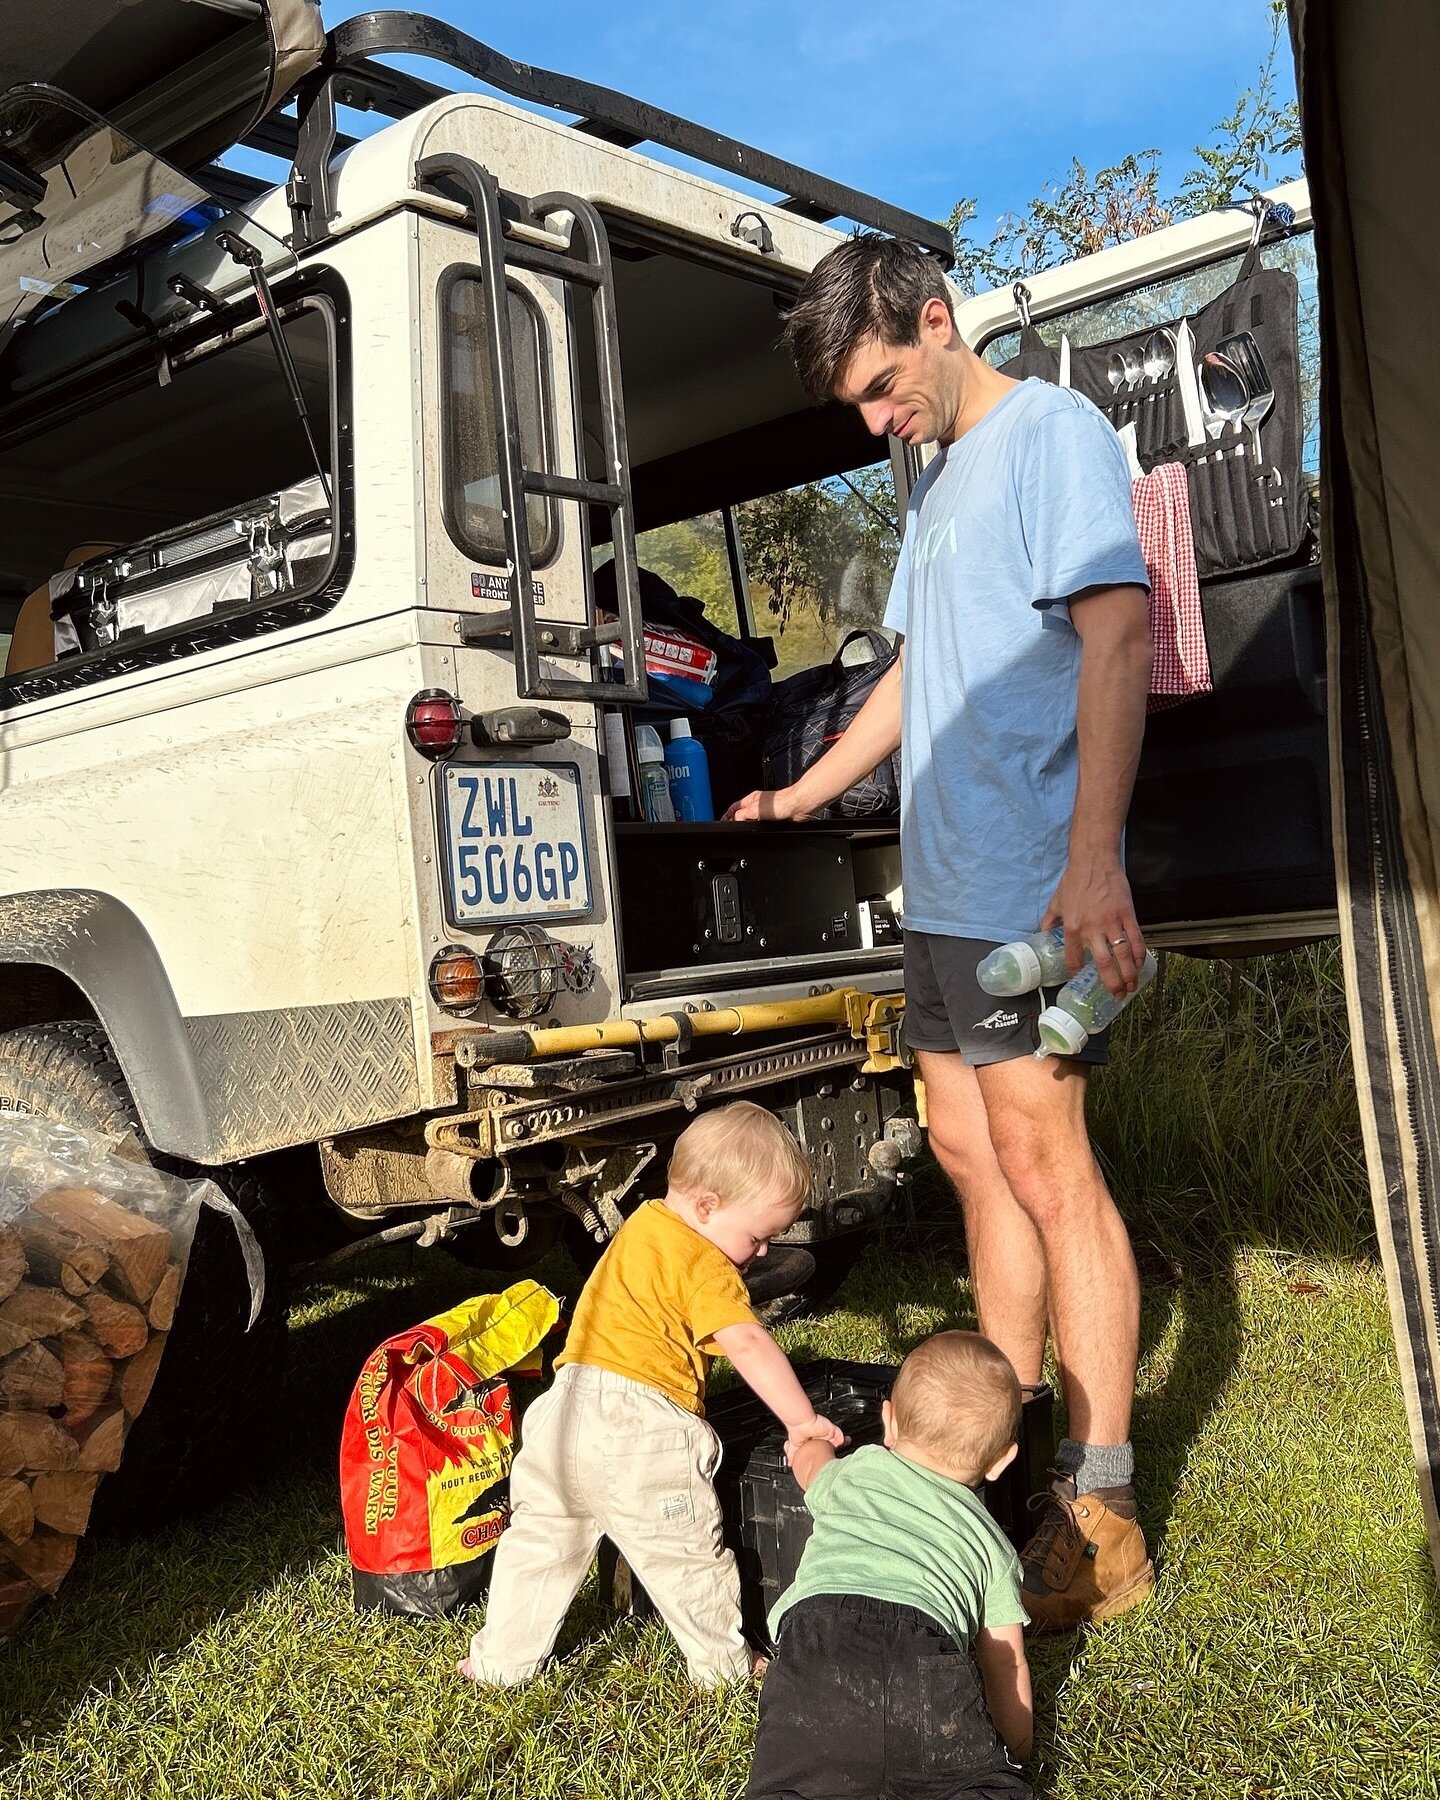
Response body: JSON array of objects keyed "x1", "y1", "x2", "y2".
[
  {"x1": 761, "y1": 630, "x2": 900, "y2": 820},
  {"x1": 593, "y1": 561, "x2": 772, "y2": 714}
]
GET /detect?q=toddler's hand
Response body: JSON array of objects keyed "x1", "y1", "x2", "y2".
[{"x1": 785, "y1": 1411, "x2": 845, "y2": 1457}]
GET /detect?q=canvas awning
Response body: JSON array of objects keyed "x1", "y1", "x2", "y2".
[
  {"x1": 1291, "y1": 0, "x2": 1440, "y2": 1571},
  {"x1": 0, "y1": 0, "x2": 321, "y2": 344}
]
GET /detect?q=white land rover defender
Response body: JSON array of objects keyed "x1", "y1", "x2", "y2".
[{"x1": 0, "y1": 5, "x2": 1342, "y2": 1517}]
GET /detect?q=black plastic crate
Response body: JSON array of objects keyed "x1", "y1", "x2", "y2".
[{"x1": 600, "y1": 1359, "x2": 1054, "y2": 1647}]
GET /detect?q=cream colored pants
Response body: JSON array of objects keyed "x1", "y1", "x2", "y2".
[{"x1": 469, "y1": 1362, "x2": 750, "y2": 1686}]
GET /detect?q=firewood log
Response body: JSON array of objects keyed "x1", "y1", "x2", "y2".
[
  {"x1": 0, "y1": 1412, "x2": 77, "y2": 1475},
  {"x1": 60, "y1": 1329, "x2": 112, "y2": 1424},
  {"x1": 12, "y1": 1215, "x2": 109, "y2": 1296},
  {"x1": 29, "y1": 1472, "x2": 100, "y2": 1537},
  {"x1": 0, "y1": 1227, "x2": 24, "y2": 1304},
  {"x1": 33, "y1": 1186, "x2": 170, "y2": 1305},
  {"x1": 119, "y1": 1334, "x2": 167, "y2": 1418},
  {"x1": 82, "y1": 1291, "x2": 148, "y2": 1359},
  {"x1": 2, "y1": 1528, "x2": 76, "y2": 1594},
  {"x1": 0, "y1": 1341, "x2": 64, "y2": 1411},
  {"x1": 0, "y1": 1283, "x2": 86, "y2": 1354},
  {"x1": 147, "y1": 1264, "x2": 182, "y2": 1332},
  {"x1": 71, "y1": 1406, "x2": 125, "y2": 1474},
  {"x1": 0, "y1": 1573, "x2": 42, "y2": 1635},
  {"x1": 0, "y1": 1479, "x2": 33, "y2": 1546}
]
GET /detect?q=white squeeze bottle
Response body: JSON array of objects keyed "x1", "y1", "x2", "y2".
[
  {"x1": 976, "y1": 929, "x2": 1072, "y2": 996},
  {"x1": 1035, "y1": 951, "x2": 1158, "y2": 1056}
]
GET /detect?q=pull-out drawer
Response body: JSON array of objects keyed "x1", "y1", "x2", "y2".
[{"x1": 615, "y1": 822, "x2": 901, "y2": 998}]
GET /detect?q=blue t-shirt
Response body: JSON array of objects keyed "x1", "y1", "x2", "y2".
[{"x1": 883, "y1": 379, "x2": 1149, "y2": 942}]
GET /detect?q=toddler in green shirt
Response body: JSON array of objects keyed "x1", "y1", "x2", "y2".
[{"x1": 746, "y1": 1331, "x2": 1034, "y2": 1799}]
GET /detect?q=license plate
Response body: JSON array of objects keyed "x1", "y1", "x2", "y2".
[{"x1": 439, "y1": 761, "x2": 591, "y2": 927}]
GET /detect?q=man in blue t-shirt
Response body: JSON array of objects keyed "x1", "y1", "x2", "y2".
[{"x1": 728, "y1": 234, "x2": 1155, "y2": 1630}]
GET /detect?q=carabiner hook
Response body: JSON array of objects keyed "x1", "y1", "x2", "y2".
[
  {"x1": 1012, "y1": 281, "x2": 1033, "y2": 329},
  {"x1": 1247, "y1": 197, "x2": 1270, "y2": 249}
]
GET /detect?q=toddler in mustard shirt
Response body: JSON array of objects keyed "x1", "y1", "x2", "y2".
[{"x1": 459, "y1": 1101, "x2": 843, "y2": 1687}]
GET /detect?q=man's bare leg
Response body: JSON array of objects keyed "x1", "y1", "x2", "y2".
[
  {"x1": 973, "y1": 1054, "x2": 1137, "y2": 1444},
  {"x1": 973, "y1": 1051, "x2": 1151, "y2": 1628},
  {"x1": 916, "y1": 1049, "x2": 1049, "y2": 1385}
]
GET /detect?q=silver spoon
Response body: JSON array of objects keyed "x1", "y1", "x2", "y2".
[
  {"x1": 1106, "y1": 352, "x2": 1126, "y2": 414},
  {"x1": 1199, "y1": 352, "x2": 1249, "y2": 459},
  {"x1": 1142, "y1": 329, "x2": 1175, "y2": 407},
  {"x1": 1119, "y1": 346, "x2": 1145, "y2": 423},
  {"x1": 1122, "y1": 345, "x2": 1145, "y2": 391}
]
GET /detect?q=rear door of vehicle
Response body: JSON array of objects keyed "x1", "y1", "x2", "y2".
[{"x1": 953, "y1": 183, "x2": 1332, "y2": 952}]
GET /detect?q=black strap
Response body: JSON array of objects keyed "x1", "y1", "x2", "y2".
[{"x1": 1236, "y1": 241, "x2": 1264, "y2": 284}]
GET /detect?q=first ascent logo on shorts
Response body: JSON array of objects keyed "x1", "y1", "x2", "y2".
[{"x1": 974, "y1": 1009, "x2": 1020, "y2": 1031}]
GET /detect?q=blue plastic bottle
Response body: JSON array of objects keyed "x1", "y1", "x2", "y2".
[{"x1": 664, "y1": 717, "x2": 714, "y2": 821}]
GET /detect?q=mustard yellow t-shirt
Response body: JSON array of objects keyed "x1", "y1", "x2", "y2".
[{"x1": 554, "y1": 1199, "x2": 757, "y2": 1414}]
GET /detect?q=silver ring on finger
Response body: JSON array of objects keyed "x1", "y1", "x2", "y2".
[{"x1": 1109, "y1": 936, "x2": 1128, "y2": 948}]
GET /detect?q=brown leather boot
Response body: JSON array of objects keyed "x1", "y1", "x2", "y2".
[{"x1": 1020, "y1": 1472, "x2": 1155, "y2": 1632}]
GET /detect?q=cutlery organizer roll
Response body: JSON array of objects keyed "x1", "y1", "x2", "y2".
[{"x1": 999, "y1": 243, "x2": 1307, "y2": 579}]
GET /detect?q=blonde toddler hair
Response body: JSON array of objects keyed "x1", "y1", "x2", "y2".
[
  {"x1": 667, "y1": 1102, "x2": 811, "y2": 1212},
  {"x1": 890, "y1": 1330, "x2": 1021, "y2": 1482}
]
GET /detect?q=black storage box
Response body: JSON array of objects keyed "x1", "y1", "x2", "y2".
[{"x1": 600, "y1": 1359, "x2": 1055, "y2": 1648}]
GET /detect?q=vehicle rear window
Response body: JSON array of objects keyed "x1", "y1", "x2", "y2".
[{"x1": 442, "y1": 274, "x2": 558, "y2": 568}]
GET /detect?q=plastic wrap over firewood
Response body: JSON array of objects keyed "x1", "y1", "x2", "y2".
[{"x1": 0, "y1": 1115, "x2": 265, "y2": 1639}]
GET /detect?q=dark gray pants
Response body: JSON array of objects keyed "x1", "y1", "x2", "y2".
[{"x1": 746, "y1": 1595, "x2": 1032, "y2": 1800}]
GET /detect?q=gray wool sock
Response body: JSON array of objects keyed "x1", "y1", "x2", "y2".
[{"x1": 1055, "y1": 1436, "x2": 1134, "y2": 1495}]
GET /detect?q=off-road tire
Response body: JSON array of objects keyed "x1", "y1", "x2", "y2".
[{"x1": 0, "y1": 1020, "x2": 288, "y2": 1527}]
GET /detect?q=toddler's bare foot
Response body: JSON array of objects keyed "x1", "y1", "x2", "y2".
[{"x1": 456, "y1": 1656, "x2": 478, "y2": 1682}]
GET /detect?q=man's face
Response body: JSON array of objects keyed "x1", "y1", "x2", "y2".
[{"x1": 834, "y1": 297, "x2": 960, "y2": 446}]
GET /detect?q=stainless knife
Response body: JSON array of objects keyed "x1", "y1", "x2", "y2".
[{"x1": 1175, "y1": 319, "x2": 1206, "y2": 448}]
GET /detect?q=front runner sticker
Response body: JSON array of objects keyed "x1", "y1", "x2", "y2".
[{"x1": 472, "y1": 571, "x2": 545, "y2": 607}]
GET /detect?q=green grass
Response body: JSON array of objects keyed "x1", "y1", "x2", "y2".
[{"x1": 2, "y1": 949, "x2": 1437, "y2": 1799}]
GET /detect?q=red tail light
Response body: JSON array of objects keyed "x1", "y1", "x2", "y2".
[{"x1": 406, "y1": 689, "x2": 465, "y2": 758}]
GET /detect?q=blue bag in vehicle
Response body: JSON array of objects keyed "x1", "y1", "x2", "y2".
[{"x1": 761, "y1": 629, "x2": 900, "y2": 820}]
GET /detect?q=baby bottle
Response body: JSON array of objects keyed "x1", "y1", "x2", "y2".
[{"x1": 1035, "y1": 952, "x2": 1158, "y2": 1057}]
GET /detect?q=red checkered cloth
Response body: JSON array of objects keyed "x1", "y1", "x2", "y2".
[{"x1": 1133, "y1": 461, "x2": 1210, "y2": 712}]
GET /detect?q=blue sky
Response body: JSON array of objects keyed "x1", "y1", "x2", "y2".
[{"x1": 320, "y1": 0, "x2": 1298, "y2": 232}]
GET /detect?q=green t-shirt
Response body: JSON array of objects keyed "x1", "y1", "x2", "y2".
[{"x1": 769, "y1": 1444, "x2": 1028, "y2": 1646}]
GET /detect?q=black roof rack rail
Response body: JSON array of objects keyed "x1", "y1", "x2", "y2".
[
  {"x1": 200, "y1": 163, "x2": 271, "y2": 211},
  {"x1": 263, "y1": 11, "x2": 953, "y2": 263}
]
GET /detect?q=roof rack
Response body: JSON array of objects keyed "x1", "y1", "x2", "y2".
[{"x1": 244, "y1": 11, "x2": 954, "y2": 263}]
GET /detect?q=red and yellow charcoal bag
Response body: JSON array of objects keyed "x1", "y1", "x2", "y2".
[{"x1": 340, "y1": 1279, "x2": 559, "y2": 1615}]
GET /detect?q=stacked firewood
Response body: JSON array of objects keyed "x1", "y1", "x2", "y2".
[{"x1": 0, "y1": 1185, "x2": 180, "y2": 1633}]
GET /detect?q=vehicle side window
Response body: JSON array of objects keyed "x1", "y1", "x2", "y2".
[
  {"x1": 0, "y1": 294, "x2": 344, "y2": 699},
  {"x1": 442, "y1": 273, "x2": 558, "y2": 568},
  {"x1": 634, "y1": 512, "x2": 743, "y2": 638},
  {"x1": 738, "y1": 461, "x2": 901, "y2": 679},
  {"x1": 631, "y1": 460, "x2": 902, "y2": 682}
]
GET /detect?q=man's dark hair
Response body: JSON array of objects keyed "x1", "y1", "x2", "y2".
[{"x1": 780, "y1": 231, "x2": 956, "y2": 402}]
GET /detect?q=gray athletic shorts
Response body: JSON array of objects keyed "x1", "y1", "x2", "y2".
[{"x1": 903, "y1": 929, "x2": 1111, "y2": 1067}]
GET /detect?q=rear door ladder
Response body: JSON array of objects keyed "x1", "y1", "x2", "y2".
[{"x1": 415, "y1": 153, "x2": 647, "y2": 703}]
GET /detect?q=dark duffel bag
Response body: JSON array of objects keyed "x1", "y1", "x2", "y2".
[{"x1": 761, "y1": 629, "x2": 900, "y2": 820}]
